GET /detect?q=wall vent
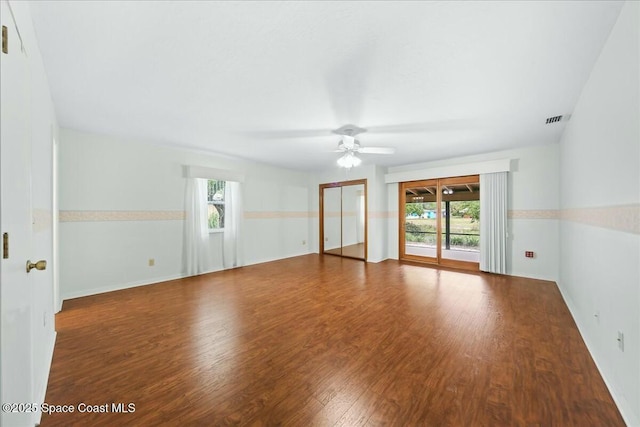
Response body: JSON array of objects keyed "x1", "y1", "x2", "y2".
[{"x1": 545, "y1": 115, "x2": 563, "y2": 124}]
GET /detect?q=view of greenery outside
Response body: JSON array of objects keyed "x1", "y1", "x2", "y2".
[
  {"x1": 207, "y1": 180, "x2": 225, "y2": 229},
  {"x1": 405, "y1": 200, "x2": 480, "y2": 250}
]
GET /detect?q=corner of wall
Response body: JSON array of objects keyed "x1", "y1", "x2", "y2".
[{"x1": 556, "y1": 1, "x2": 640, "y2": 424}]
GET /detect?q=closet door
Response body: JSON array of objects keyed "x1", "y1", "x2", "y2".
[
  {"x1": 341, "y1": 183, "x2": 366, "y2": 259},
  {"x1": 322, "y1": 186, "x2": 342, "y2": 256},
  {"x1": 319, "y1": 179, "x2": 367, "y2": 261}
]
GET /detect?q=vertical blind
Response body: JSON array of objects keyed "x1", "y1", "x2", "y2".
[{"x1": 479, "y1": 172, "x2": 508, "y2": 274}]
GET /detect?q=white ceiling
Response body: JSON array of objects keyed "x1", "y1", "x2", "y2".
[{"x1": 29, "y1": 1, "x2": 623, "y2": 171}]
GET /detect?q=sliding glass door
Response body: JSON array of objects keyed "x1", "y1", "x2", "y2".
[{"x1": 399, "y1": 175, "x2": 480, "y2": 270}]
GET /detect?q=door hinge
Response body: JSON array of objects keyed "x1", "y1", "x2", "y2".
[
  {"x1": 2, "y1": 26, "x2": 7, "y2": 54},
  {"x1": 2, "y1": 233, "x2": 8, "y2": 259}
]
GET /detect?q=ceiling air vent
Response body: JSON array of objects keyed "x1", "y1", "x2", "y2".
[{"x1": 545, "y1": 115, "x2": 563, "y2": 124}]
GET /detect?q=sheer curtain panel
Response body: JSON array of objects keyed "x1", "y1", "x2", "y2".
[
  {"x1": 184, "y1": 178, "x2": 211, "y2": 276},
  {"x1": 479, "y1": 172, "x2": 508, "y2": 274},
  {"x1": 223, "y1": 181, "x2": 243, "y2": 269}
]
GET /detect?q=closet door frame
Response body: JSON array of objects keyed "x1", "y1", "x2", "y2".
[{"x1": 319, "y1": 179, "x2": 368, "y2": 261}]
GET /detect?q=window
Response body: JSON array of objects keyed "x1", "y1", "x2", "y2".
[{"x1": 207, "y1": 180, "x2": 226, "y2": 230}]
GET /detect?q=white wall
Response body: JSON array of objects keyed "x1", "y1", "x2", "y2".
[
  {"x1": 558, "y1": 2, "x2": 639, "y2": 425},
  {"x1": 59, "y1": 129, "x2": 311, "y2": 299},
  {"x1": 369, "y1": 165, "x2": 390, "y2": 263},
  {"x1": 242, "y1": 161, "x2": 311, "y2": 265},
  {"x1": 385, "y1": 144, "x2": 560, "y2": 281}
]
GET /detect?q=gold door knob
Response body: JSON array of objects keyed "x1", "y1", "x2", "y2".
[{"x1": 26, "y1": 260, "x2": 47, "y2": 273}]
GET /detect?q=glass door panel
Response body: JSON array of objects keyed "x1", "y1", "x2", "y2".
[
  {"x1": 440, "y1": 177, "x2": 480, "y2": 266},
  {"x1": 400, "y1": 180, "x2": 438, "y2": 263},
  {"x1": 341, "y1": 184, "x2": 365, "y2": 259},
  {"x1": 323, "y1": 186, "x2": 342, "y2": 256}
]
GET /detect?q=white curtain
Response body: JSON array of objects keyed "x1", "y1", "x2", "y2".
[
  {"x1": 184, "y1": 178, "x2": 211, "y2": 276},
  {"x1": 223, "y1": 181, "x2": 243, "y2": 269},
  {"x1": 480, "y1": 171, "x2": 508, "y2": 274}
]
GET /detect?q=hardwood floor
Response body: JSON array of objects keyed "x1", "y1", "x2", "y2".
[{"x1": 41, "y1": 255, "x2": 624, "y2": 426}]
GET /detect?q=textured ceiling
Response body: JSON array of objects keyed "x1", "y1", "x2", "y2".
[{"x1": 29, "y1": 1, "x2": 623, "y2": 171}]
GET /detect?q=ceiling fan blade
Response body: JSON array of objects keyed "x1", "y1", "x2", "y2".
[
  {"x1": 358, "y1": 147, "x2": 396, "y2": 154},
  {"x1": 366, "y1": 119, "x2": 481, "y2": 134},
  {"x1": 238, "y1": 128, "x2": 332, "y2": 139}
]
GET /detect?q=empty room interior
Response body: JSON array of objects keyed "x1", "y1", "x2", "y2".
[{"x1": 1, "y1": 1, "x2": 639, "y2": 426}]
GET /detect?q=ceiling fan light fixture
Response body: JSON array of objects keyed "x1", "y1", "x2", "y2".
[
  {"x1": 342, "y1": 135, "x2": 356, "y2": 149},
  {"x1": 332, "y1": 123, "x2": 393, "y2": 168},
  {"x1": 337, "y1": 152, "x2": 361, "y2": 169}
]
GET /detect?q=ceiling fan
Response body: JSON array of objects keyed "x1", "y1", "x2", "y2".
[
  {"x1": 333, "y1": 124, "x2": 395, "y2": 169},
  {"x1": 238, "y1": 44, "x2": 477, "y2": 169}
]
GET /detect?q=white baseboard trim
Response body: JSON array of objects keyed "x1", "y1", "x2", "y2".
[
  {"x1": 556, "y1": 281, "x2": 639, "y2": 427},
  {"x1": 61, "y1": 252, "x2": 315, "y2": 302},
  {"x1": 62, "y1": 273, "x2": 188, "y2": 301}
]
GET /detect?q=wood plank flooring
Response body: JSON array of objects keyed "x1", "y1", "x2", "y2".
[{"x1": 41, "y1": 254, "x2": 624, "y2": 426}]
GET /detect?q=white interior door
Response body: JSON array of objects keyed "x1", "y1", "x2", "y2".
[{"x1": 1, "y1": 1, "x2": 35, "y2": 425}]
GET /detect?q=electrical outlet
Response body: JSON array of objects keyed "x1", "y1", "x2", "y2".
[
  {"x1": 525, "y1": 251, "x2": 535, "y2": 258},
  {"x1": 617, "y1": 331, "x2": 624, "y2": 352},
  {"x1": 148, "y1": 258, "x2": 155, "y2": 267}
]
